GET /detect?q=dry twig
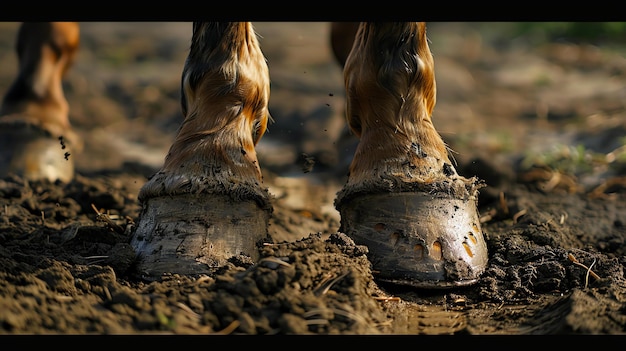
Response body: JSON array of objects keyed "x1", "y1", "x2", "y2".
[
  {"x1": 213, "y1": 320, "x2": 240, "y2": 335},
  {"x1": 314, "y1": 271, "x2": 349, "y2": 296},
  {"x1": 91, "y1": 203, "x2": 125, "y2": 234},
  {"x1": 499, "y1": 192, "x2": 509, "y2": 216},
  {"x1": 479, "y1": 208, "x2": 497, "y2": 223},
  {"x1": 177, "y1": 302, "x2": 202, "y2": 322},
  {"x1": 258, "y1": 256, "x2": 292, "y2": 268},
  {"x1": 512, "y1": 209, "x2": 527, "y2": 223},
  {"x1": 568, "y1": 253, "x2": 601, "y2": 286},
  {"x1": 373, "y1": 296, "x2": 401, "y2": 302}
]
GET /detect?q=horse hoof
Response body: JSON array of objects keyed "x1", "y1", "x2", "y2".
[
  {"x1": 338, "y1": 191, "x2": 488, "y2": 288},
  {"x1": 130, "y1": 193, "x2": 271, "y2": 280},
  {"x1": 0, "y1": 121, "x2": 75, "y2": 183}
]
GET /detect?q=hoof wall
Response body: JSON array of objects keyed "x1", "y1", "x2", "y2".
[
  {"x1": 131, "y1": 193, "x2": 271, "y2": 280},
  {"x1": 339, "y1": 192, "x2": 488, "y2": 289}
]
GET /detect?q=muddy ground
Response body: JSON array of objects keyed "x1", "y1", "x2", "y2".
[{"x1": 0, "y1": 22, "x2": 625, "y2": 335}]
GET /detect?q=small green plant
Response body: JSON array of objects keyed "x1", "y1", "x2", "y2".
[
  {"x1": 511, "y1": 22, "x2": 626, "y2": 44},
  {"x1": 521, "y1": 141, "x2": 626, "y2": 177},
  {"x1": 608, "y1": 137, "x2": 626, "y2": 163},
  {"x1": 156, "y1": 311, "x2": 176, "y2": 330},
  {"x1": 521, "y1": 144, "x2": 592, "y2": 175}
]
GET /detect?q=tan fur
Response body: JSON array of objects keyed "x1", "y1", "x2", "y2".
[
  {"x1": 0, "y1": 22, "x2": 81, "y2": 149},
  {"x1": 343, "y1": 22, "x2": 453, "y2": 188},
  {"x1": 139, "y1": 22, "x2": 271, "y2": 202},
  {"x1": 2, "y1": 22, "x2": 457, "y2": 198}
]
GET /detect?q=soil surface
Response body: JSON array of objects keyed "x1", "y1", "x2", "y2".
[{"x1": 0, "y1": 22, "x2": 625, "y2": 335}]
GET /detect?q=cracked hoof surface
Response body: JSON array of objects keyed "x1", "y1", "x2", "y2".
[
  {"x1": 339, "y1": 192, "x2": 488, "y2": 288},
  {"x1": 130, "y1": 193, "x2": 271, "y2": 280}
]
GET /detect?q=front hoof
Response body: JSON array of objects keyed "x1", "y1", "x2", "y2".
[
  {"x1": 130, "y1": 193, "x2": 271, "y2": 280},
  {"x1": 338, "y1": 192, "x2": 488, "y2": 288}
]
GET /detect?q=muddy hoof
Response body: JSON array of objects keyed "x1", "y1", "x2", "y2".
[
  {"x1": 338, "y1": 192, "x2": 488, "y2": 288},
  {"x1": 130, "y1": 193, "x2": 271, "y2": 280},
  {"x1": 0, "y1": 121, "x2": 74, "y2": 182}
]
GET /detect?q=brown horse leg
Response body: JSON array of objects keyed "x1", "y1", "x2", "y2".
[
  {"x1": 130, "y1": 23, "x2": 272, "y2": 279},
  {"x1": 0, "y1": 22, "x2": 82, "y2": 183},
  {"x1": 335, "y1": 23, "x2": 488, "y2": 288}
]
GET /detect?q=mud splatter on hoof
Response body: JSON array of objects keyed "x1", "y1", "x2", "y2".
[
  {"x1": 336, "y1": 178, "x2": 488, "y2": 288},
  {"x1": 130, "y1": 192, "x2": 271, "y2": 280}
]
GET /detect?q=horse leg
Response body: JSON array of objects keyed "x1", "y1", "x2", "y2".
[
  {"x1": 0, "y1": 22, "x2": 82, "y2": 183},
  {"x1": 130, "y1": 22, "x2": 272, "y2": 278},
  {"x1": 335, "y1": 22, "x2": 488, "y2": 288}
]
